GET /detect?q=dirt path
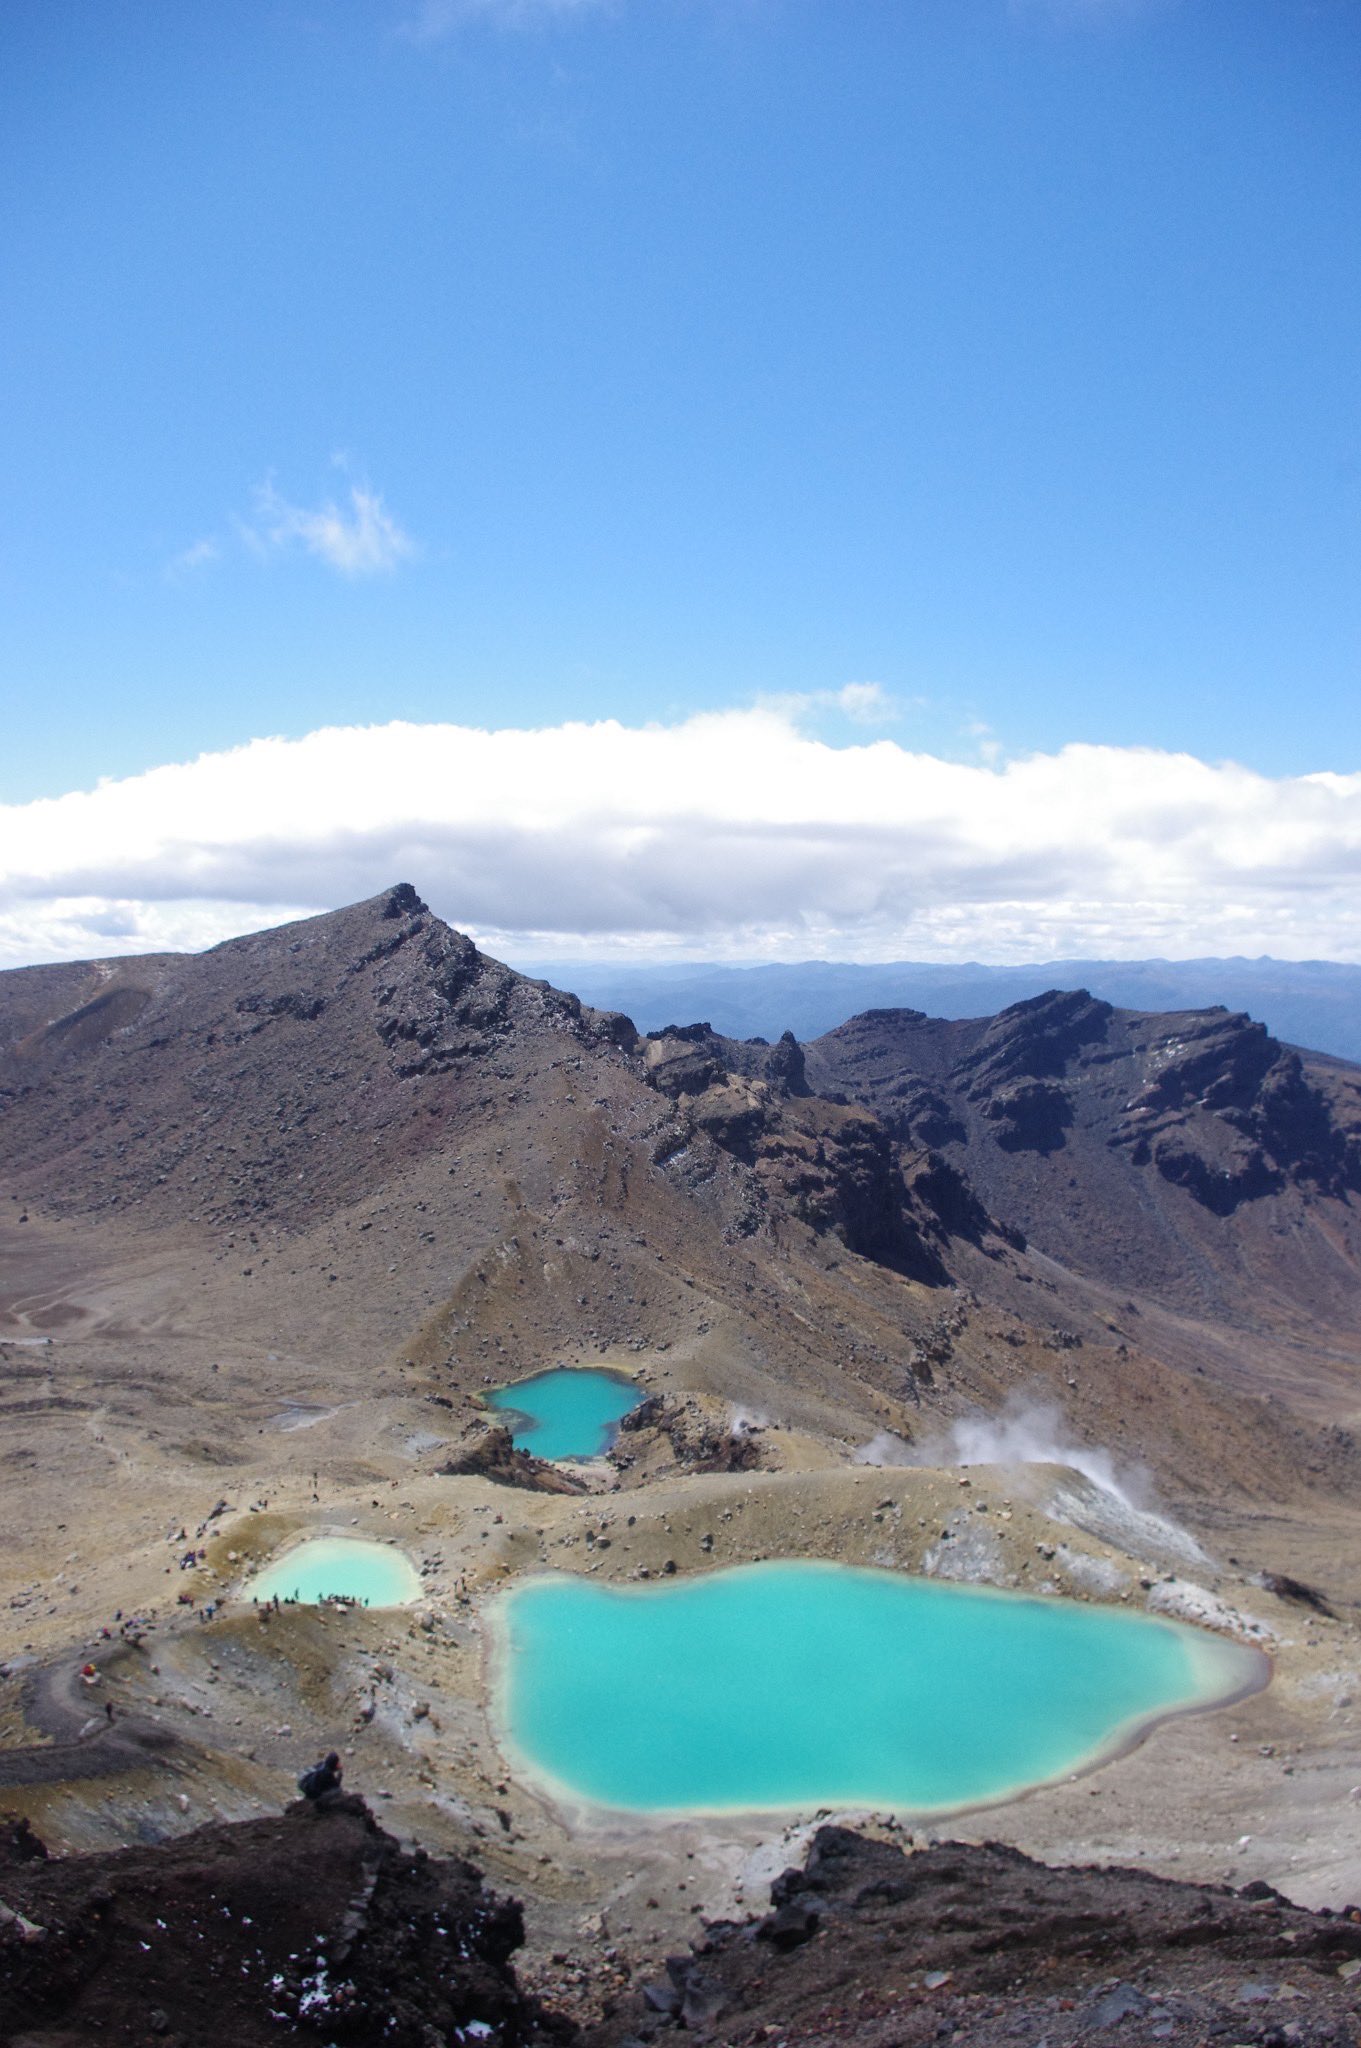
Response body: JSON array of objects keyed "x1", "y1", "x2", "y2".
[{"x1": 0, "y1": 1654, "x2": 181, "y2": 1788}]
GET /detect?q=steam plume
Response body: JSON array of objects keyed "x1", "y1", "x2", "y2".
[{"x1": 858, "y1": 1395, "x2": 1145, "y2": 1508}]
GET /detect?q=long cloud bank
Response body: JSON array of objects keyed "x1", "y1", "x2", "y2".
[{"x1": 3, "y1": 711, "x2": 1361, "y2": 969}]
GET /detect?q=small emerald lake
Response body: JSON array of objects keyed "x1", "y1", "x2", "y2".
[
  {"x1": 486, "y1": 1366, "x2": 642, "y2": 1460},
  {"x1": 496, "y1": 1561, "x2": 1265, "y2": 1816},
  {"x1": 248, "y1": 1537, "x2": 422, "y2": 1608}
]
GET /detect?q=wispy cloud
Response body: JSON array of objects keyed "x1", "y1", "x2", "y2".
[
  {"x1": 246, "y1": 479, "x2": 415, "y2": 577},
  {"x1": 965, "y1": 717, "x2": 1003, "y2": 766},
  {"x1": 404, "y1": 0, "x2": 613, "y2": 39},
  {"x1": 759, "y1": 681, "x2": 900, "y2": 728},
  {"x1": 164, "y1": 537, "x2": 220, "y2": 580},
  {"x1": 3, "y1": 711, "x2": 1361, "y2": 969}
]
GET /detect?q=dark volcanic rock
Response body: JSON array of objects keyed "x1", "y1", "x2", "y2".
[
  {"x1": 806, "y1": 990, "x2": 1361, "y2": 1319},
  {"x1": 0, "y1": 1799, "x2": 570, "y2": 2048},
  {"x1": 958, "y1": 988, "x2": 1115, "y2": 1090},
  {"x1": 905, "y1": 1152, "x2": 1025, "y2": 1251},
  {"x1": 1114, "y1": 1010, "x2": 1361, "y2": 1212},
  {"x1": 587, "y1": 1827, "x2": 1361, "y2": 2048},
  {"x1": 439, "y1": 1423, "x2": 587, "y2": 1494},
  {"x1": 979, "y1": 1076, "x2": 1073, "y2": 1153},
  {"x1": 642, "y1": 1023, "x2": 951, "y2": 1280},
  {"x1": 611, "y1": 1392, "x2": 764, "y2": 1475}
]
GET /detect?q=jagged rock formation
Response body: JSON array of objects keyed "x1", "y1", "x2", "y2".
[
  {"x1": 1110, "y1": 1007, "x2": 1361, "y2": 1212},
  {"x1": 809, "y1": 989, "x2": 1361, "y2": 1206},
  {"x1": 587, "y1": 1825, "x2": 1361, "y2": 2048},
  {"x1": 641, "y1": 1021, "x2": 966, "y2": 1281},
  {"x1": 806, "y1": 989, "x2": 1361, "y2": 1318},
  {"x1": 439, "y1": 1423, "x2": 587, "y2": 1494},
  {"x1": 609, "y1": 1391, "x2": 765, "y2": 1477}
]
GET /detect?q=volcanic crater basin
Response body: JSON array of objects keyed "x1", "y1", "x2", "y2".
[
  {"x1": 246, "y1": 1535, "x2": 423, "y2": 1608},
  {"x1": 485, "y1": 1365, "x2": 643, "y2": 1460},
  {"x1": 494, "y1": 1560, "x2": 1268, "y2": 1818}
]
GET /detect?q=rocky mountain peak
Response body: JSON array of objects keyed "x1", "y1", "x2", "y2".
[{"x1": 0, "y1": 887, "x2": 626, "y2": 1233}]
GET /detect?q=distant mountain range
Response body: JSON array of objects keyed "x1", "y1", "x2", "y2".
[{"x1": 520, "y1": 956, "x2": 1361, "y2": 1063}]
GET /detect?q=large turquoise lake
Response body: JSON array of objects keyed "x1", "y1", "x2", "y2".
[
  {"x1": 496, "y1": 1561, "x2": 1265, "y2": 1815},
  {"x1": 486, "y1": 1367, "x2": 642, "y2": 1460}
]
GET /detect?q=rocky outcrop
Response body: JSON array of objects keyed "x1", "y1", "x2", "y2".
[
  {"x1": 588, "y1": 1826, "x2": 1361, "y2": 2048},
  {"x1": 949, "y1": 992, "x2": 1112, "y2": 1157},
  {"x1": 812, "y1": 988, "x2": 1361, "y2": 1248},
  {"x1": 0, "y1": 1801, "x2": 571, "y2": 2048},
  {"x1": 958, "y1": 989, "x2": 1114, "y2": 1089},
  {"x1": 611, "y1": 1392, "x2": 764, "y2": 1476},
  {"x1": 643, "y1": 1022, "x2": 808, "y2": 1102},
  {"x1": 871, "y1": 1074, "x2": 966, "y2": 1149},
  {"x1": 373, "y1": 912, "x2": 518, "y2": 1076},
  {"x1": 438, "y1": 1424, "x2": 586, "y2": 1494},
  {"x1": 979, "y1": 1076, "x2": 1073, "y2": 1154},
  {"x1": 642, "y1": 1023, "x2": 948, "y2": 1279},
  {"x1": 1114, "y1": 1010, "x2": 1361, "y2": 1214}
]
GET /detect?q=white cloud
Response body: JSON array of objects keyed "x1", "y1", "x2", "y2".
[
  {"x1": 2, "y1": 711, "x2": 1361, "y2": 969},
  {"x1": 246, "y1": 481, "x2": 415, "y2": 577}
]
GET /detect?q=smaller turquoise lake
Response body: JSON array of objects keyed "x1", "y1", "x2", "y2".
[
  {"x1": 248, "y1": 1537, "x2": 422, "y2": 1608},
  {"x1": 497, "y1": 1561, "x2": 1265, "y2": 1816},
  {"x1": 487, "y1": 1367, "x2": 642, "y2": 1460}
]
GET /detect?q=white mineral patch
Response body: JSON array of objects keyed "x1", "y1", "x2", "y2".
[
  {"x1": 1053, "y1": 1544, "x2": 1128, "y2": 1596},
  {"x1": 922, "y1": 1518, "x2": 1004, "y2": 1583},
  {"x1": 1046, "y1": 1475, "x2": 1209, "y2": 1570},
  {"x1": 1146, "y1": 1578, "x2": 1273, "y2": 1641}
]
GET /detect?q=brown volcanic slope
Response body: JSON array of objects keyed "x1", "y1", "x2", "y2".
[
  {"x1": 0, "y1": 881, "x2": 971, "y2": 1455},
  {"x1": 1, "y1": 886, "x2": 1359, "y2": 1518}
]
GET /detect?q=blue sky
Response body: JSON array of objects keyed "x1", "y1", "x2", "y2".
[{"x1": 3, "y1": 0, "x2": 1360, "y2": 965}]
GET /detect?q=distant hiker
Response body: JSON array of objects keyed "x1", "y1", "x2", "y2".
[{"x1": 298, "y1": 1751, "x2": 343, "y2": 1803}]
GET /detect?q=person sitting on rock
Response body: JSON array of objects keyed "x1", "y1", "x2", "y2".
[{"x1": 297, "y1": 1751, "x2": 343, "y2": 1803}]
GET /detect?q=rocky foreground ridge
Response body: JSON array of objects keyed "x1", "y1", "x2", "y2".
[
  {"x1": 0, "y1": 1796, "x2": 566, "y2": 2047},
  {"x1": 4, "y1": 1808, "x2": 1361, "y2": 2048}
]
